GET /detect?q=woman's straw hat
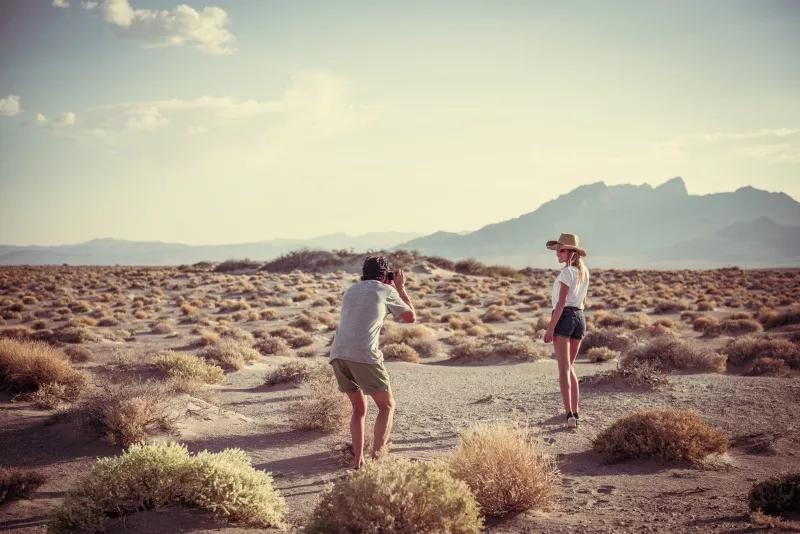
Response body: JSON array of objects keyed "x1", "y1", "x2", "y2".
[{"x1": 545, "y1": 233, "x2": 587, "y2": 257}]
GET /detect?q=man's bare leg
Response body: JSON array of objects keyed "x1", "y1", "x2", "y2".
[
  {"x1": 369, "y1": 390, "x2": 395, "y2": 459},
  {"x1": 347, "y1": 390, "x2": 367, "y2": 469}
]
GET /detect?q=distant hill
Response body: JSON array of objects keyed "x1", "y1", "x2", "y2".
[
  {"x1": 0, "y1": 232, "x2": 420, "y2": 266},
  {"x1": 395, "y1": 177, "x2": 800, "y2": 268}
]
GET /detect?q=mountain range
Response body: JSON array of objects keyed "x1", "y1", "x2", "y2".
[
  {"x1": 2, "y1": 177, "x2": 799, "y2": 268},
  {"x1": 395, "y1": 177, "x2": 800, "y2": 268}
]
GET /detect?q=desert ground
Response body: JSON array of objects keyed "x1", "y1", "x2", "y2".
[{"x1": 1, "y1": 251, "x2": 799, "y2": 533}]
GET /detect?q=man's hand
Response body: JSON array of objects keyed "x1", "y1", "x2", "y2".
[{"x1": 393, "y1": 268, "x2": 406, "y2": 289}]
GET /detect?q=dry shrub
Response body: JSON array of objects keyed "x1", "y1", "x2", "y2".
[
  {"x1": 653, "y1": 300, "x2": 688, "y2": 314},
  {"x1": 0, "y1": 338, "x2": 86, "y2": 401},
  {"x1": 480, "y1": 305, "x2": 520, "y2": 323},
  {"x1": 579, "y1": 328, "x2": 632, "y2": 355},
  {"x1": 724, "y1": 336, "x2": 800, "y2": 368},
  {"x1": 253, "y1": 335, "x2": 290, "y2": 356},
  {"x1": 150, "y1": 319, "x2": 176, "y2": 335},
  {"x1": 749, "y1": 472, "x2": 800, "y2": 517},
  {"x1": 49, "y1": 442, "x2": 286, "y2": 533},
  {"x1": 290, "y1": 369, "x2": 348, "y2": 433},
  {"x1": 382, "y1": 323, "x2": 443, "y2": 358},
  {"x1": 450, "y1": 422, "x2": 559, "y2": 517},
  {"x1": 450, "y1": 337, "x2": 547, "y2": 363},
  {"x1": 382, "y1": 343, "x2": 420, "y2": 363},
  {"x1": 744, "y1": 357, "x2": 792, "y2": 377},
  {"x1": 693, "y1": 316, "x2": 719, "y2": 333},
  {"x1": 0, "y1": 466, "x2": 46, "y2": 504},
  {"x1": 199, "y1": 339, "x2": 261, "y2": 370},
  {"x1": 264, "y1": 361, "x2": 321, "y2": 386},
  {"x1": 593, "y1": 409, "x2": 727, "y2": 464},
  {"x1": 196, "y1": 328, "x2": 221, "y2": 346},
  {"x1": 269, "y1": 326, "x2": 314, "y2": 348},
  {"x1": 580, "y1": 360, "x2": 667, "y2": 391},
  {"x1": 75, "y1": 380, "x2": 177, "y2": 446},
  {"x1": 153, "y1": 351, "x2": 224, "y2": 384},
  {"x1": 714, "y1": 318, "x2": 763, "y2": 336},
  {"x1": 64, "y1": 345, "x2": 92, "y2": 363},
  {"x1": 593, "y1": 311, "x2": 626, "y2": 328},
  {"x1": 1, "y1": 326, "x2": 34, "y2": 340},
  {"x1": 621, "y1": 337, "x2": 726, "y2": 373},
  {"x1": 308, "y1": 456, "x2": 482, "y2": 534},
  {"x1": 52, "y1": 326, "x2": 99, "y2": 344},
  {"x1": 759, "y1": 305, "x2": 800, "y2": 329},
  {"x1": 586, "y1": 347, "x2": 619, "y2": 363}
]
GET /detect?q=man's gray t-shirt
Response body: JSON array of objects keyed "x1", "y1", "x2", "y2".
[{"x1": 329, "y1": 280, "x2": 412, "y2": 364}]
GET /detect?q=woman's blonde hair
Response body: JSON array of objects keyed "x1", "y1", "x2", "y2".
[{"x1": 565, "y1": 250, "x2": 588, "y2": 284}]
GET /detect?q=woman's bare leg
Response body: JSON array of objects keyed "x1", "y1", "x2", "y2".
[
  {"x1": 347, "y1": 391, "x2": 367, "y2": 468},
  {"x1": 554, "y1": 335, "x2": 572, "y2": 414},
  {"x1": 568, "y1": 338, "x2": 582, "y2": 415}
]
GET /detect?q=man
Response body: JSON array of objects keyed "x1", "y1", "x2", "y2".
[{"x1": 329, "y1": 255, "x2": 416, "y2": 469}]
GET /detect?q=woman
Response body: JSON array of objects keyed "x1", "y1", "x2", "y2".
[{"x1": 543, "y1": 233, "x2": 590, "y2": 428}]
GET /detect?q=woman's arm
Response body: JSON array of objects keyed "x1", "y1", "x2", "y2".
[{"x1": 544, "y1": 282, "x2": 570, "y2": 343}]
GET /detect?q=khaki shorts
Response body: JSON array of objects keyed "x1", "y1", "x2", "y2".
[{"x1": 330, "y1": 359, "x2": 391, "y2": 394}]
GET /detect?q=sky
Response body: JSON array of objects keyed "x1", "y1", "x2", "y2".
[{"x1": 1, "y1": 0, "x2": 799, "y2": 246}]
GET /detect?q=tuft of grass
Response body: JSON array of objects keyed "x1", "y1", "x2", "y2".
[
  {"x1": 621, "y1": 337, "x2": 726, "y2": 373},
  {"x1": 382, "y1": 343, "x2": 420, "y2": 363},
  {"x1": 198, "y1": 339, "x2": 261, "y2": 370},
  {"x1": 580, "y1": 360, "x2": 667, "y2": 391},
  {"x1": 253, "y1": 335, "x2": 291, "y2": 356},
  {"x1": 744, "y1": 357, "x2": 791, "y2": 377},
  {"x1": 74, "y1": 381, "x2": 178, "y2": 446},
  {"x1": 150, "y1": 319, "x2": 176, "y2": 335},
  {"x1": 0, "y1": 338, "x2": 86, "y2": 401},
  {"x1": 0, "y1": 466, "x2": 46, "y2": 504},
  {"x1": 450, "y1": 422, "x2": 559, "y2": 517},
  {"x1": 49, "y1": 442, "x2": 286, "y2": 533},
  {"x1": 748, "y1": 472, "x2": 800, "y2": 517},
  {"x1": 579, "y1": 328, "x2": 632, "y2": 354},
  {"x1": 264, "y1": 361, "x2": 319, "y2": 387},
  {"x1": 593, "y1": 408, "x2": 727, "y2": 464},
  {"x1": 289, "y1": 369, "x2": 348, "y2": 433},
  {"x1": 450, "y1": 336, "x2": 548, "y2": 363},
  {"x1": 308, "y1": 456, "x2": 483, "y2": 534},
  {"x1": 723, "y1": 335, "x2": 799, "y2": 369},
  {"x1": 586, "y1": 347, "x2": 619, "y2": 363},
  {"x1": 758, "y1": 305, "x2": 800, "y2": 329},
  {"x1": 153, "y1": 351, "x2": 224, "y2": 384}
]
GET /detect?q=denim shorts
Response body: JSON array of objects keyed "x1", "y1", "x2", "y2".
[{"x1": 553, "y1": 307, "x2": 586, "y2": 340}]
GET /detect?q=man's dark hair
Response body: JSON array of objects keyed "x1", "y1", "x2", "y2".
[{"x1": 361, "y1": 255, "x2": 389, "y2": 281}]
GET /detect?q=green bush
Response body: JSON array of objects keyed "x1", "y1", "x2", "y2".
[
  {"x1": 49, "y1": 442, "x2": 286, "y2": 533},
  {"x1": 307, "y1": 457, "x2": 482, "y2": 533}
]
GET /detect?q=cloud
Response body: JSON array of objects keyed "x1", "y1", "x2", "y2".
[
  {"x1": 35, "y1": 113, "x2": 48, "y2": 123},
  {"x1": 90, "y1": 0, "x2": 235, "y2": 55},
  {"x1": 124, "y1": 106, "x2": 168, "y2": 132},
  {"x1": 656, "y1": 128, "x2": 800, "y2": 164},
  {"x1": 0, "y1": 95, "x2": 21, "y2": 116},
  {"x1": 38, "y1": 70, "x2": 374, "y2": 150},
  {"x1": 53, "y1": 0, "x2": 70, "y2": 7}
]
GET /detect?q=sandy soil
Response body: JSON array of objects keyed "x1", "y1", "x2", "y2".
[{"x1": 1, "y1": 264, "x2": 799, "y2": 533}]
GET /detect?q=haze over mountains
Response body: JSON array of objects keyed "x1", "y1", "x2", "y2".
[
  {"x1": 397, "y1": 177, "x2": 800, "y2": 268},
  {"x1": 3, "y1": 177, "x2": 799, "y2": 268}
]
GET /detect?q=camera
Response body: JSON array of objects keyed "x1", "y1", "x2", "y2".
[{"x1": 386, "y1": 271, "x2": 394, "y2": 281}]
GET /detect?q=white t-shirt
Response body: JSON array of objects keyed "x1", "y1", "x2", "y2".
[{"x1": 551, "y1": 266, "x2": 590, "y2": 309}]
